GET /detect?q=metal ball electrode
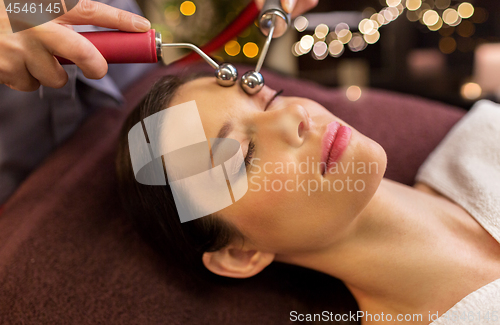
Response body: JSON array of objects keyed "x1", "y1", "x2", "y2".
[
  {"x1": 241, "y1": 71, "x2": 264, "y2": 95},
  {"x1": 215, "y1": 63, "x2": 238, "y2": 87}
]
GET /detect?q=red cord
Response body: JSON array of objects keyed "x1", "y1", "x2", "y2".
[
  {"x1": 176, "y1": 1, "x2": 260, "y2": 65},
  {"x1": 0, "y1": 205, "x2": 4, "y2": 216}
]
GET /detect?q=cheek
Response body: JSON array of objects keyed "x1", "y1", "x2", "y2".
[
  {"x1": 230, "y1": 166, "x2": 357, "y2": 252},
  {"x1": 228, "y1": 171, "x2": 316, "y2": 250}
]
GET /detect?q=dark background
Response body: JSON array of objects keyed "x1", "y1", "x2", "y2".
[{"x1": 295, "y1": 0, "x2": 499, "y2": 109}]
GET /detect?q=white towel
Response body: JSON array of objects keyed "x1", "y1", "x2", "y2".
[
  {"x1": 416, "y1": 99, "x2": 500, "y2": 243},
  {"x1": 415, "y1": 99, "x2": 500, "y2": 324}
]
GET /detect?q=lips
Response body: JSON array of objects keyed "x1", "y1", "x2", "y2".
[{"x1": 321, "y1": 121, "x2": 352, "y2": 175}]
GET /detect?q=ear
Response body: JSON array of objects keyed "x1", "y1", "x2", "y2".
[{"x1": 202, "y1": 245, "x2": 275, "y2": 278}]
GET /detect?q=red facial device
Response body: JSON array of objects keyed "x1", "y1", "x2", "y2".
[
  {"x1": 56, "y1": 1, "x2": 259, "y2": 66},
  {"x1": 56, "y1": 27, "x2": 243, "y2": 88},
  {"x1": 57, "y1": 29, "x2": 160, "y2": 65}
]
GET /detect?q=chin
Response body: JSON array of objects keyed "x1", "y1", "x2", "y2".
[
  {"x1": 357, "y1": 135, "x2": 387, "y2": 198},
  {"x1": 337, "y1": 130, "x2": 387, "y2": 215}
]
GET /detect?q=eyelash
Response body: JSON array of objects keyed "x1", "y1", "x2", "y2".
[
  {"x1": 244, "y1": 141, "x2": 255, "y2": 167},
  {"x1": 244, "y1": 89, "x2": 283, "y2": 166}
]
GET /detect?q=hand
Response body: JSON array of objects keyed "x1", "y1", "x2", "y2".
[
  {"x1": 255, "y1": 0, "x2": 319, "y2": 18},
  {"x1": 0, "y1": 0, "x2": 151, "y2": 92}
]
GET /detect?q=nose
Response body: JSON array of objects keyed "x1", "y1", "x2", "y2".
[{"x1": 273, "y1": 103, "x2": 311, "y2": 147}]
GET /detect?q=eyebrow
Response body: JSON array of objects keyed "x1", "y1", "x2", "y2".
[{"x1": 216, "y1": 121, "x2": 233, "y2": 139}]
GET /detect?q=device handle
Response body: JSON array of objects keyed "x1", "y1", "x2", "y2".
[
  {"x1": 259, "y1": 0, "x2": 291, "y2": 38},
  {"x1": 56, "y1": 29, "x2": 159, "y2": 65}
]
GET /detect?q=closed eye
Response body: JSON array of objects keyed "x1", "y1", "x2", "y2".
[
  {"x1": 244, "y1": 141, "x2": 255, "y2": 167},
  {"x1": 264, "y1": 89, "x2": 283, "y2": 111}
]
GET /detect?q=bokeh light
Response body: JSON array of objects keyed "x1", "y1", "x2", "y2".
[
  {"x1": 423, "y1": 10, "x2": 439, "y2": 26},
  {"x1": 292, "y1": 42, "x2": 301, "y2": 56},
  {"x1": 346, "y1": 86, "x2": 362, "y2": 101},
  {"x1": 371, "y1": 13, "x2": 385, "y2": 25},
  {"x1": 388, "y1": 6, "x2": 400, "y2": 17},
  {"x1": 328, "y1": 40, "x2": 344, "y2": 57},
  {"x1": 328, "y1": 40, "x2": 344, "y2": 58},
  {"x1": 225, "y1": 40, "x2": 241, "y2": 56},
  {"x1": 458, "y1": 2, "x2": 474, "y2": 19},
  {"x1": 457, "y1": 21, "x2": 475, "y2": 37},
  {"x1": 406, "y1": 10, "x2": 420, "y2": 22},
  {"x1": 313, "y1": 42, "x2": 328, "y2": 60},
  {"x1": 364, "y1": 30, "x2": 380, "y2": 44},
  {"x1": 164, "y1": 5, "x2": 180, "y2": 21},
  {"x1": 348, "y1": 33, "x2": 367, "y2": 52},
  {"x1": 326, "y1": 32, "x2": 337, "y2": 43},
  {"x1": 435, "y1": 0, "x2": 451, "y2": 10},
  {"x1": 419, "y1": 3, "x2": 432, "y2": 14},
  {"x1": 359, "y1": 19, "x2": 377, "y2": 35},
  {"x1": 471, "y1": 7, "x2": 488, "y2": 24},
  {"x1": 160, "y1": 30, "x2": 173, "y2": 43},
  {"x1": 439, "y1": 26, "x2": 454, "y2": 37},
  {"x1": 382, "y1": 8, "x2": 395, "y2": 22},
  {"x1": 288, "y1": 0, "x2": 486, "y2": 61},
  {"x1": 386, "y1": 0, "x2": 401, "y2": 7},
  {"x1": 299, "y1": 35, "x2": 314, "y2": 52},
  {"x1": 180, "y1": 1, "x2": 196, "y2": 16},
  {"x1": 363, "y1": 7, "x2": 377, "y2": 18},
  {"x1": 243, "y1": 42, "x2": 259, "y2": 58},
  {"x1": 239, "y1": 27, "x2": 251, "y2": 38},
  {"x1": 439, "y1": 37, "x2": 457, "y2": 54},
  {"x1": 294, "y1": 16, "x2": 309, "y2": 32},
  {"x1": 428, "y1": 17, "x2": 443, "y2": 31},
  {"x1": 315, "y1": 24, "x2": 329, "y2": 39},
  {"x1": 406, "y1": 0, "x2": 422, "y2": 11},
  {"x1": 338, "y1": 29, "x2": 352, "y2": 44},
  {"x1": 443, "y1": 8, "x2": 461, "y2": 26},
  {"x1": 460, "y1": 82, "x2": 482, "y2": 100},
  {"x1": 396, "y1": 3, "x2": 405, "y2": 14},
  {"x1": 335, "y1": 23, "x2": 350, "y2": 34}
]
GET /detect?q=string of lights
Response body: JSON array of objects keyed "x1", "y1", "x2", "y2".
[{"x1": 292, "y1": 0, "x2": 484, "y2": 60}]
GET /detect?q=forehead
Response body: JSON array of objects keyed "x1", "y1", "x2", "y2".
[{"x1": 171, "y1": 77, "x2": 252, "y2": 110}]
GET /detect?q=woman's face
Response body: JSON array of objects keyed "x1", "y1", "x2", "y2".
[{"x1": 169, "y1": 77, "x2": 386, "y2": 255}]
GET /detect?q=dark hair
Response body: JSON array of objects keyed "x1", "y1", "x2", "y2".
[{"x1": 116, "y1": 75, "x2": 244, "y2": 278}]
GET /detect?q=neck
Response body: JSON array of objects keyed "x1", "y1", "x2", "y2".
[{"x1": 275, "y1": 178, "x2": 488, "y2": 317}]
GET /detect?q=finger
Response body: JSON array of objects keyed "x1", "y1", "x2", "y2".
[
  {"x1": 54, "y1": 0, "x2": 151, "y2": 32},
  {"x1": 5, "y1": 68, "x2": 40, "y2": 92},
  {"x1": 0, "y1": 45, "x2": 40, "y2": 91},
  {"x1": 290, "y1": 0, "x2": 318, "y2": 18},
  {"x1": 282, "y1": 0, "x2": 298, "y2": 14},
  {"x1": 254, "y1": 0, "x2": 265, "y2": 10},
  {"x1": 25, "y1": 43, "x2": 68, "y2": 89},
  {"x1": 33, "y1": 22, "x2": 107, "y2": 79}
]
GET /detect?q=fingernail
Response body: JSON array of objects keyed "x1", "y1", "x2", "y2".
[
  {"x1": 133, "y1": 16, "x2": 151, "y2": 31},
  {"x1": 283, "y1": 0, "x2": 296, "y2": 13}
]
